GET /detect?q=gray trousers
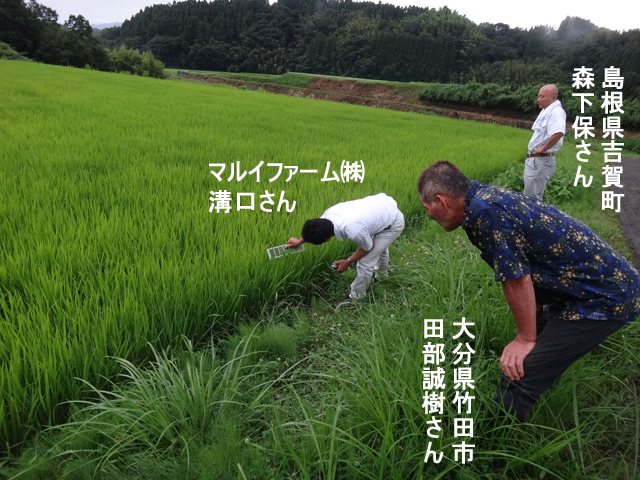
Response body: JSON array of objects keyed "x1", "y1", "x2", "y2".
[
  {"x1": 523, "y1": 156, "x2": 556, "y2": 200},
  {"x1": 350, "y1": 211, "x2": 404, "y2": 299},
  {"x1": 494, "y1": 308, "x2": 626, "y2": 420}
]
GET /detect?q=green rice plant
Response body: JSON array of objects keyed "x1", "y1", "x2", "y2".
[{"x1": 0, "y1": 59, "x2": 529, "y2": 453}]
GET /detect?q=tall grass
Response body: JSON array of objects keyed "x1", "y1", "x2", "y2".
[
  {"x1": 10, "y1": 213, "x2": 638, "y2": 479},
  {"x1": 0, "y1": 59, "x2": 529, "y2": 453},
  {"x1": 5, "y1": 334, "x2": 281, "y2": 479}
]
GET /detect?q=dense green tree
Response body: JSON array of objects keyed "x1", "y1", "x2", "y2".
[
  {"x1": 33, "y1": 22, "x2": 111, "y2": 69},
  {"x1": 187, "y1": 39, "x2": 232, "y2": 71},
  {"x1": 0, "y1": 0, "x2": 42, "y2": 55},
  {"x1": 63, "y1": 14, "x2": 92, "y2": 39},
  {"x1": 555, "y1": 16, "x2": 597, "y2": 43},
  {"x1": 26, "y1": 0, "x2": 57, "y2": 24}
]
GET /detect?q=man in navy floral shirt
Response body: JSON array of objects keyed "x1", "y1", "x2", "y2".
[{"x1": 417, "y1": 161, "x2": 640, "y2": 420}]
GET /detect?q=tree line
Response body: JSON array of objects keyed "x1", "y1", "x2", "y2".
[
  {"x1": 93, "y1": 0, "x2": 639, "y2": 99},
  {"x1": 1, "y1": 0, "x2": 165, "y2": 77}
]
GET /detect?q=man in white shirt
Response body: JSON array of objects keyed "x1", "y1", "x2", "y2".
[
  {"x1": 287, "y1": 193, "x2": 404, "y2": 305},
  {"x1": 524, "y1": 84, "x2": 567, "y2": 200}
]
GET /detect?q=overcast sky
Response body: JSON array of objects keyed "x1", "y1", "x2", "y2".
[{"x1": 42, "y1": 0, "x2": 638, "y2": 32}]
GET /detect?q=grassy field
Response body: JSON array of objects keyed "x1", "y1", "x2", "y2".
[
  {"x1": 0, "y1": 60, "x2": 525, "y2": 456},
  {"x1": 2, "y1": 60, "x2": 639, "y2": 479}
]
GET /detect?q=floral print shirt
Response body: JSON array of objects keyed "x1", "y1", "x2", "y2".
[{"x1": 462, "y1": 181, "x2": 640, "y2": 323}]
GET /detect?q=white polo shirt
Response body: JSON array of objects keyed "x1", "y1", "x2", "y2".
[
  {"x1": 528, "y1": 99, "x2": 566, "y2": 153},
  {"x1": 321, "y1": 193, "x2": 399, "y2": 251}
]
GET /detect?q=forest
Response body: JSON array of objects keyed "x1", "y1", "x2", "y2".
[{"x1": 95, "y1": 0, "x2": 640, "y2": 98}]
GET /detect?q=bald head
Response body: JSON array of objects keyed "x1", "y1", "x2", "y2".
[{"x1": 537, "y1": 84, "x2": 558, "y2": 109}]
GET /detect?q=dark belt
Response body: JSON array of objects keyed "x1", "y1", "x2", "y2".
[
  {"x1": 375, "y1": 224, "x2": 392, "y2": 235},
  {"x1": 527, "y1": 152, "x2": 554, "y2": 158}
]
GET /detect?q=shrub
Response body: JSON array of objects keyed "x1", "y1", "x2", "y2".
[
  {"x1": 109, "y1": 45, "x2": 166, "y2": 79},
  {"x1": 420, "y1": 82, "x2": 540, "y2": 113},
  {"x1": 0, "y1": 42, "x2": 28, "y2": 61},
  {"x1": 420, "y1": 82, "x2": 640, "y2": 130},
  {"x1": 626, "y1": 136, "x2": 640, "y2": 155},
  {"x1": 492, "y1": 162, "x2": 574, "y2": 204}
]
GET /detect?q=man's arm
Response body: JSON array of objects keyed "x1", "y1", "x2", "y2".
[
  {"x1": 333, "y1": 244, "x2": 373, "y2": 273},
  {"x1": 534, "y1": 132, "x2": 564, "y2": 154},
  {"x1": 500, "y1": 275, "x2": 537, "y2": 381}
]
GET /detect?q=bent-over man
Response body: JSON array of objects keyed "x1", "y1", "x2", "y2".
[
  {"x1": 287, "y1": 193, "x2": 404, "y2": 307},
  {"x1": 417, "y1": 160, "x2": 640, "y2": 420}
]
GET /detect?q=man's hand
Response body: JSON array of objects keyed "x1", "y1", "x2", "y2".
[
  {"x1": 500, "y1": 335, "x2": 536, "y2": 381},
  {"x1": 500, "y1": 275, "x2": 537, "y2": 381},
  {"x1": 332, "y1": 259, "x2": 351, "y2": 273},
  {"x1": 286, "y1": 237, "x2": 304, "y2": 248}
]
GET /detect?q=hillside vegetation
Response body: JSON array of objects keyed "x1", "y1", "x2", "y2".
[{"x1": 96, "y1": 0, "x2": 640, "y2": 99}]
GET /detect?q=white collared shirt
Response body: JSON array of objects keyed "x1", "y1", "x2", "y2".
[
  {"x1": 528, "y1": 99, "x2": 566, "y2": 153},
  {"x1": 322, "y1": 193, "x2": 399, "y2": 251}
]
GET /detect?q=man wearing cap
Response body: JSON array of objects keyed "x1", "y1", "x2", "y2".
[
  {"x1": 286, "y1": 193, "x2": 404, "y2": 306},
  {"x1": 524, "y1": 84, "x2": 567, "y2": 200}
]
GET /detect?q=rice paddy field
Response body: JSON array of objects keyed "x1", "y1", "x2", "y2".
[{"x1": 2, "y1": 60, "x2": 639, "y2": 479}]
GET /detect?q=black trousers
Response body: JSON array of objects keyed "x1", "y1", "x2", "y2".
[{"x1": 494, "y1": 308, "x2": 626, "y2": 420}]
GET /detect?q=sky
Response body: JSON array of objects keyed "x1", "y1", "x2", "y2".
[{"x1": 42, "y1": 0, "x2": 639, "y2": 32}]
